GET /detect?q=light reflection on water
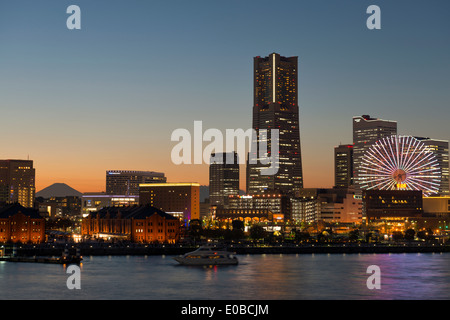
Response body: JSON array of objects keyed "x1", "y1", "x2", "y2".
[{"x1": 0, "y1": 253, "x2": 448, "y2": 300}]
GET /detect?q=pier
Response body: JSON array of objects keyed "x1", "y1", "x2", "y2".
[{"x1": 0, "y1": 247, "x2": 83, "y2": 264}]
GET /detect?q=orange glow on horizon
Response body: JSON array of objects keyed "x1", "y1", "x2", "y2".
[{"x1": 35, "y1": 160, "x2": 334, "y2": 194}]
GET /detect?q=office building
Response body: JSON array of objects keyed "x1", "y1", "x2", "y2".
[
  {"x1": 209, "y1": 152, "x2": 239, "y2": 206},
  {"x1": 106, "y1": 170, "x2": 166, "y2": 196},
  {"x1": 334, "y1": 144, "x2": 353, "y2": 188},
  {"x1": 247, "y1": 53, "x2": 303, "y2": 195},
  {"x1": 139, "y1": 183, "x2": 200, "y2": 222},
  {"x1": 353, "y1": 115, "x2": 397, "y2": 193},
  {"x1": 415, "y1": 137, "x2": 449, "y2": 196},
  {"x1": 0, "y1": 160, "x2": 35, "y2": 208},
  {"x1": 292, "y1": 188, "x2": 362, "y2": 224}
]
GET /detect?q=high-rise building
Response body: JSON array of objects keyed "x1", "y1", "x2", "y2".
[
  {"x1": 247, "y1": 53, "x2": 303, "y2": 195},
  {"x1": 106, "y1": 170, "x2": 166, "y2": 196},
  {"x1": 209, "y1": 152, "x2": 239, "y2": 206},
  {"x1": 415, "y1": 137, "x2": 449, "y2": 196},
  {"x1": 334, "y1": 144, "x2": 353, "y2": 188},
  {"x1": 0, "y1": 160, "x2": 35, "y2": 208},
  {"x1": 353, "y1": 115, "x2": 397, "y2": 192}
]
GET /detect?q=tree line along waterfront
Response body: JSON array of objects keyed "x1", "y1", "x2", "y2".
[
  {"x1": 2, "y1": 218, "x2": 449, "y2": 257},
  {"x1": 2, "y1": 241, "x2": 449, "y2": 257},
  {"x1": 186, "y1": 219, "x2": 449, "y2": 245},
  {"x1": 1, "y1": 208, "x2": 449, "y2": 257}
]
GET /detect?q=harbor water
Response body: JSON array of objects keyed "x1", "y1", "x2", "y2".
[{"x1": 0, "y1": 252, "x2": 448, "y2": 300}]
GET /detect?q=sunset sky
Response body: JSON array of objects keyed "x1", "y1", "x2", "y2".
[{"x1": 1, "y1": 0, "x2": 449, "y2": 193}]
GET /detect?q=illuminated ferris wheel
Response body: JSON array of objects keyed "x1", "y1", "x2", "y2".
[{"x1": 359, "y1": 135, "x2": 441, "y2": 196}]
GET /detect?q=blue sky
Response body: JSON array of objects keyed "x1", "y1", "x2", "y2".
[{"x1": 0, "y1": 0, "x2": 449, "y2": 191}]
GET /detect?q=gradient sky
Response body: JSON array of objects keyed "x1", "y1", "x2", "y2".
[{"x1": 1, "y1": 0, "x2": 449, "y2": 193}]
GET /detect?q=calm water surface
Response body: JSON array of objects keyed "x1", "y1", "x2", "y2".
[{"x1": 0, "y1": 253, "x2": 448, "y2": 300}]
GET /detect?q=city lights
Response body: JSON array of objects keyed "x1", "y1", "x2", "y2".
[{"x1": 359, "y1": 135, "x2": 442, "y2": 197}]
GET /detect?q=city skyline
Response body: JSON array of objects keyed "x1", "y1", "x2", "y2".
[{"x1": 1, "y1": 1, "x2": 449, "y2": 193}]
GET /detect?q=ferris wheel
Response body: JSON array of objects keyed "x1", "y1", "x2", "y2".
[{"x1": 359, "y1": 135, "x2": 441, "y2": 196}]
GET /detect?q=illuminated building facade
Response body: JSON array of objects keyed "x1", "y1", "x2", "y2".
[
  {"x1": 216, "y1": 191, "x2": 289, "y2": 222},
  {"x1": 290, "y1": 196, "x2": 317, "y2": 223},
  {"x1": 334, "y1": 191, "x2": 363, "y2": 224},
  {"x1": 292, "y1": 188, "x2": 362, "y2": 224},
  {"x1": 209, "y1": 152, "x2": 239, "y2": 206},
  {"x1": 352, "y1": 115, "x2": 397, "y2": 193},
  {"x1": 81, "y1": 205, "x2": 180, "y2": 243},
  {"x1": 0, "y1": 203, "x2": 45, "y2": 244},
  {"x1": 359, "y1": 135, "x2": 441, "y2": 197},
  {"x1": 415, "y1": 137, "x2": 449, "y2": 196},
  {"x1": 0, "y1": 160, "x2": 35, "y2": 208},
  {"x1": 334, "y1": 144, "x2": 353, "y2": 188},
  {"x1": 106, "y1": 170, "x2": 166, "y2": 196},
  {"x1": 139, "y1": 183, "x2": 200, "y2": 222},
  {"x1": 215, "y1": 207, "x2": 272, "y2": 223},
  {"x1": 81, "y1": 193, "x2": 138, "y2": 217},
  {"x1": 247, "y1": 53, "x2": 303, "y2": 195}
]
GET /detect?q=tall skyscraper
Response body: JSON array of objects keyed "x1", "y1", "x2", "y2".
[
  {"x1": 247, "y1": 53, "x2": 303, "y2": 195},
  {"x1": 209, "y1": 152, "x2": 239, "y2": 206},
  {"x1": 0, "y1": 159, "x2": 36, "y2": 208},
  {"x1": 415, "y1": 137, "x2": 449, "y2": 195},
  {"x1": 334, "y1": 144, "x2": 353, "y2": 188},
  {"x1": 353, "y1": 115, "x2": 397, "y2": 192},
  {"x1": 106, "y1": 170, "x2": 166, "y2": 196}
]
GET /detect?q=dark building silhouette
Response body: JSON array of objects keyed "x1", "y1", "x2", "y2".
[
  {"x1": 334, "y1": 144, "x2": 353, "y2": 188},
  {"x1": 363, "y1": 189, "x2": 423, "y2": 221},
  {"x1": 36, "y1": 196, "x2": 81, "y2": 219}
]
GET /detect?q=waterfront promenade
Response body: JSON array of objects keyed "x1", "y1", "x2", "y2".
[{"x1": 2, "y1": 242, "x2": 450, "y2": 257}]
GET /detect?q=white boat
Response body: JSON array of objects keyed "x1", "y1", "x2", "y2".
[{"x1": 173, "y1": 246, "x2": 238, "y2": 265}]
